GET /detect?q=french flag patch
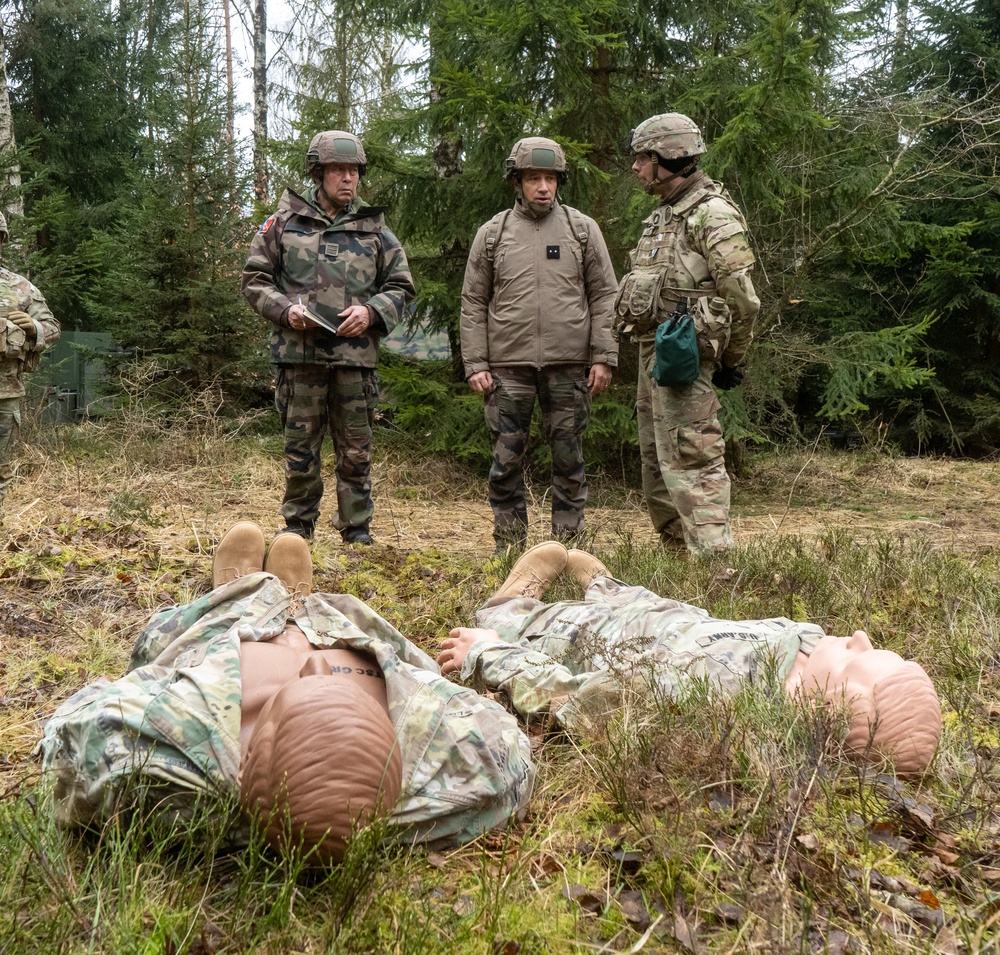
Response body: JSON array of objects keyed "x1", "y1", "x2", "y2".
[{"x1": 258, "y1": 215, "x2": 275, "y2": 234}]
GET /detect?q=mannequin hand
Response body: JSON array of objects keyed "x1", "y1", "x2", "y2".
[
  {"x1": 712, "y1": 362, "x2": 744, "y2": 390},
  {"x1": 438, "y1": 627, "x2": 500, "y2": 675}
]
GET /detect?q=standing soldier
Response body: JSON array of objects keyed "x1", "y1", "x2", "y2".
[
  {"x1": 0, "y1": 213, "x2": 60, "y2": 525},
  {"x1": 242, "y1": 131, "x2": 415, "y2": 545},
  {"x1": 617, "y1": 113, "x2": 760, "y2": 555},
  {"x1": 461, "y1": 137, "x2": 618, "y2": 554}
]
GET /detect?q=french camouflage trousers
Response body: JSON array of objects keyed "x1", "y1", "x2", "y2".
[
  {"x1": 484, "y1": 365, "x2": 592, "y2": 541},
  {"x1": 636, "y1": 340, "x2": 732, "y2": 555},
  {"x1": 274, "y1": 363, "x2": 378, "y2": 534},
  {"x1": 0, "y1": 397, "x2": 21, "y2": 514}
]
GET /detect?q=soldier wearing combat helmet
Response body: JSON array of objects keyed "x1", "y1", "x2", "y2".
[
  {"x1": 242, "y1": 131, "x2": 415, "y2": 546},
  {"x1": 461, "y1": 137, "x2": 618, "y2": 553},
  {"x1": 616, "y1": 113, "x2": 760, "y2": 555},
  {"x1": 0, "y1": 212, "x2": 60, "y2": 525}
]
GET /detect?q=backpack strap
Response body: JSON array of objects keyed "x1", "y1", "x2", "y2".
[
  {"x1": 563, "y1": 205, "x2": 589, "y2": 257},
  {"x1": 484, "y1": 209, "x2": 512, "y2": 264}
]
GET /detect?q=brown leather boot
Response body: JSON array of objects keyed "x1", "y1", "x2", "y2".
[
  {"x1": 565, "y1": 549, "x2": 609, "y2": 588},
  {"x1": 490, "y1": 541, "x2": 568, "y2": 603},
  {"x1": 212, "y1": 522, "x2": 267, "y2": 588},
  {"x1": 264, "y1": 532, "x2": 313, "y2": 597}
]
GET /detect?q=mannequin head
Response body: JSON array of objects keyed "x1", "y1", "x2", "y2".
[
  {"x1": 789, "y1": 632, "x2": 941, "y2": 775},
  {"x1": 240, "y1": 672, "x2": 403, "y2": 864}
]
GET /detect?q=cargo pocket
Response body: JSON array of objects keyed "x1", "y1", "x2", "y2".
[{"x1": 694, "y1": 297, "x2": 731, "y2": 362}]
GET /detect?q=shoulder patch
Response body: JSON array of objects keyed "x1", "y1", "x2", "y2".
[{"x1": 258, "y1": 214, "x2": 276, "y2": 234}]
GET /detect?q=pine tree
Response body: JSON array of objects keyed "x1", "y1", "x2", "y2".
[{"x1": 82, "y1": 0, "x2": 263, "y2": 403}]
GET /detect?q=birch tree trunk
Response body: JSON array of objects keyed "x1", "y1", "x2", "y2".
[
  {"x1": 0, "y1": 17, "x2": 22, "y2": 216},
  {"x1": 252, "y1": 0, "x2": 268, "y2": 203}
]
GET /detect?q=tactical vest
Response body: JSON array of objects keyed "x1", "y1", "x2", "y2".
[{"x1": 614, "y1": 186, "x2": 738, "y2": 360}]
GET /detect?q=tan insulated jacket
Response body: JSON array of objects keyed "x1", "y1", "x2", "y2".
[{"x1": 460, "y1": 201, "x2": 618, "y2": 377}]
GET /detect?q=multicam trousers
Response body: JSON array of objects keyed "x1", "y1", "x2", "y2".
[
  {"x1": 0, "y1": 397, "x2": 20, "y2": 516},
  {"x1": 275, "y1": 364, "x2": 378, "y2": 535},
  {"x1": 636, "y1": 340, "x2": 732, "y2": 555},
  {"x1": 483, "y1": 365, "x2": 592, "y2": 542}
]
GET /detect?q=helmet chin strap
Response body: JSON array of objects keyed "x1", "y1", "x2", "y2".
[{"x1": 646, "y1": 154, "x2": 697, "y2": 197}]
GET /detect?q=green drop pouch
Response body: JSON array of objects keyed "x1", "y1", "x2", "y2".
[{"x1": 653, "y1": 311, "x2": 700, "y2": 388}]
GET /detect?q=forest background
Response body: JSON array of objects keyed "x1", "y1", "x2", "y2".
[
  {"x1": 2, "y1": 3, "x2": 1000, "y2": 953},
  {"x1": 1, "y1": 0, "x2": 999, "y2": 473}
]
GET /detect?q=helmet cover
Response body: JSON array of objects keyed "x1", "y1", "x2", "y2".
[
  {"x1": 625, "y1": 113, "x2": 706, "y2": 161},
  {"x1": 504, "y1": 137, "x2": 568, "y2": 182},
  {"x1": 306, "y1": 130, "x2": 368, "y2": 177}
]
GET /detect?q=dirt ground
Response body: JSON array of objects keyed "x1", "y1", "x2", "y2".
[
  {"x1": 362, "y1": 450, "x2": 1000, "y2": 556},
  {"x1": 3, "y1": 443, "x2": 999, "y2": 559}
]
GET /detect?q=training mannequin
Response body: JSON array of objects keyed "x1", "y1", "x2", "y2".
[
  {"x1": 40, "y1": 523, "x2": 534, "y2": 863},
  {"x1": 438, "y1": 543, "x2": 941, "y2": 775}
]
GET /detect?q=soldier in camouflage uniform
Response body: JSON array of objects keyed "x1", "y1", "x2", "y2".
[
  {"x1": 0, "y1": 213, "x2": 60, "y2": 523},
  {"x1": 461, "y1": 138, "x2": 618, "y2": 553},
  {"x1": 617, "y1": 114, "x2": 760, "y2": 555},
  {"x1": 242, "y1": 131, "x2": 415, "y2": 544},
  {"x1": 438, "y1": 544, "x2": 942, "y2": 774},
  {"x1": 39, "y1": 523, "x2": 534, "y2": 853}
]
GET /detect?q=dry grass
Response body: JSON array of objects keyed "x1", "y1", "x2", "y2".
[{"x1": 3, "y1": 411, "x2": 1000, "y2": 954}]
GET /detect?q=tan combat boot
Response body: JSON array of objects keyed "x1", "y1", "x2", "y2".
[
  {"x1": 264, "y1": 532, "x2": 313, "y2": 597},
  {"x1": 565, "y1": 549, "x2": 609, "y2": 588},
  {"x1": 212, "y1": 522, "x2": 267, "y2": 588},
  {"x1": 490, "y1": 541, "x2": 568, "y2": 603}
]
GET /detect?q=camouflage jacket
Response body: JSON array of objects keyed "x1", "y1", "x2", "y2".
[
  {"x1": 241, "y1": 187, "x2": 415, "y2": 368},
  {"x1": 460, "y1": 200, "x2": 618, "y2": 377},
  {"x1": 0, "y1": 266, "x2": 60, "y2": 399},
  {"x1": 462, "y1": 576, "x2": 825, "y2": 735},
  {"x1": 39, "y1": 573, "x2": 534, "y2": 848},
  {"x1": 615, "y1": 173, "x2": 759, "y2": 367}
]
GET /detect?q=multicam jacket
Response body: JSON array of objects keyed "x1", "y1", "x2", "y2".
[
  {"x1": 241, "y1": 187, "x2": 415, "y2": 368},
  {"x1": 614, "y1": 173, "x2": 759, "y2": 368},
  {"x1": 460, "y1": 200, "x2": 618, "y2": 377},
  {"x1": 462, "y1": 576, "x2": 825, "y2": 735},
  {"x1": 0, "y1": 266, "x2": 60, "y2": 399},
  {"x1": 39, "y1": 573, "x2": 534, "y2": 847}
]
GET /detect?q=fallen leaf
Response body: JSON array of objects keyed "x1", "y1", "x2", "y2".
[
  {"x1": 562, "y1": 884, "x2": 609, "y2": 913},
  {"x1": 618, "y1": 889, "x2": 650, "y2": 929},
  {"x1": 934, "y1": 925, "x2": 960, "y2": 955},
  {"x1": 672, "y1": 913, "x2": 699, "y2": 953},
  {"x1": 797, "y1": 832, "x2": 820, "y2": 850},
  {"x1": 712, "y1": 902, "x2": 743, "y2": 924},
  {"x1": 919, "y1": 889, "x2": 941, "y2": 910}
]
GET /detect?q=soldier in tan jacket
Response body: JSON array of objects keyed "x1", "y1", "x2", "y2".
[
  {"x1": 617, "y1": 114, "x2": 760, "y2": 555},
  {"x1": 461, "y1": 138, "x2": 618, "y2": 554}
]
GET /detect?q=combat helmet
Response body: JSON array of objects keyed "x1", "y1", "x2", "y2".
[
  {"x1": 306, "y1": 131, "x2": 367, "y2": 178},
  {"x1": 625, "y1": 113, "x2": 706, "y2": 163},
  {"x1": 504, "y1": 137, "x2": 568, "y2": 185},
  {"x1": 0, "y1": 212, "x2": 8, "y2": 243}
]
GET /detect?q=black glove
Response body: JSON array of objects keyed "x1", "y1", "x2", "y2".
[{"x1": 712, "y1": 362, "x2": 745, "y2": 390}]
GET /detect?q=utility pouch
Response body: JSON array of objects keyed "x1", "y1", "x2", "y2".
[
  {"x1": 653, "y1": 304, "x2": 700, "y2": 388},
  {"x1": 694, "y1": 296, "x2": 731, "y2": 362},
  {"x1": 614, "y1": 267, "x2": 666, "y2": 334},
  {"x1": 0, "y1": 320, "x2": 26, "y2": 358}
]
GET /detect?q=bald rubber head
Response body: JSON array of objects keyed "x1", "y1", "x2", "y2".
[{"x1": 239, "y1": 674, "x2": 402, "y2": 864}]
